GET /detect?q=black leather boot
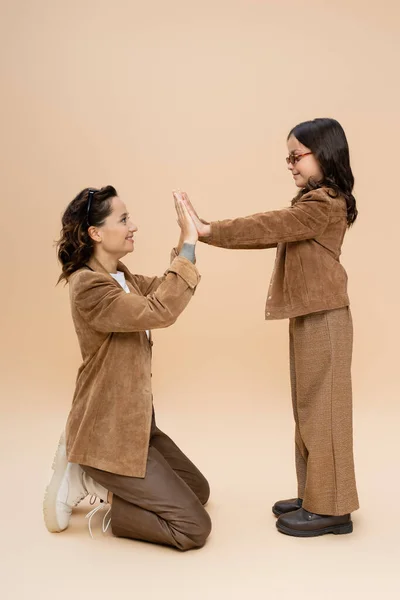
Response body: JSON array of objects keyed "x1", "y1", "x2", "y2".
[
  {"x1": 276, "y1": 507, "x2": 353, "y2": 537},
  {"x1": 272, "y1": 497, "x2": 303, "y2": 516}
]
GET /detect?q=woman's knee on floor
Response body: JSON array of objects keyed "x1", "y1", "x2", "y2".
[{"x1": 178, "y1": 505, "x2": 212, "y2": 551}]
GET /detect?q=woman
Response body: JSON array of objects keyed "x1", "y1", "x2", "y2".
[
  {"x1": 43, "y1": 185, "x2": 211, "y2": 550},
  {"x1": 176, "y1": 118, "x2": 359, "y2": 537}
]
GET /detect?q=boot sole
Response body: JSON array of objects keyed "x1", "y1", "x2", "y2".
[
  {"x1": 276, "y1": 521, "x2": 353, "y2": 537},
  {"x1": 43, "y1": 431, "x2": 68, "y2": 533}
]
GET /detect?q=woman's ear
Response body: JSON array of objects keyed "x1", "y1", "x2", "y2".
[{"x1": 88, "y1": 226, "x2": 102, "y2": 243}]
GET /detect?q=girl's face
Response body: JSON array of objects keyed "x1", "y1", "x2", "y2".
[
  {"x1": 287, "y1": 135, "x2": 323, "y2": 188},
  {"x1": 90, "y1": 196, "x2": 138, "y2": 259}
]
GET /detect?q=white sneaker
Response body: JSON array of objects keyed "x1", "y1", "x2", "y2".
[
  {"x1": 43, "y1": 431, "x2": 109, "y2": 533},
  {"x1": 43, "y1": 431, "x2": 89, "y2": 532}
]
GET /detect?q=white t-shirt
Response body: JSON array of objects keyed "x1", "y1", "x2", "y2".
[{"x1": 110, "y1": 271, "x2": 150, "y2": 340}]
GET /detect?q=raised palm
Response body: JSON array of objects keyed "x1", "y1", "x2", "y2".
[{"x1": 173, "y1": 191, "x2": 211, "y2": 238}]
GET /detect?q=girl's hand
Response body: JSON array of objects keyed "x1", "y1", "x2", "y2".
[
  {"x1": 174, "y1": 192, "x2": 198, "y2": 245},
  {"x1": 175, "y1": 191, "x2": 211, "y2": 238}
]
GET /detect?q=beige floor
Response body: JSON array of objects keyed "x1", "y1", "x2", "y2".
[{"x1": 2, "y1": 386, "x2": 398, "y2": 600}]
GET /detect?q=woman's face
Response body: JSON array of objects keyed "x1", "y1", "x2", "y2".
[
  {"x1": 90, "y1": 196, "x2": 138, "y2": 258},
  {"x1": 287, "y1": 135, "x2": 323, "y2": 188}
]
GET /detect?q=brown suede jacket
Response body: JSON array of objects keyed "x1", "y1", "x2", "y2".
[
  {"x1": 65, "y1": 252, "x2": 200, "y2": 477},
  {"x1": 205, "y1": 187, "x2": 350, "y2": 320}
]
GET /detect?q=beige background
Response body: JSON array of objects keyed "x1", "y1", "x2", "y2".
[{"x1": 1, "y1": 1, "x2": 399, "y2": 598}]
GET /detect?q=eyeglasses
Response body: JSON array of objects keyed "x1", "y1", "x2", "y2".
[
  {"x1": 286, "y1": 152, "x2": 312, "y2": 165},
  {"x1": 86, "y1": 189, "x2": 95, "y2": 226}
]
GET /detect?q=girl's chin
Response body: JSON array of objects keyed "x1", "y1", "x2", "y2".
[{"x1": 294, "y1": 178, "x2": 305, "y2": 188}]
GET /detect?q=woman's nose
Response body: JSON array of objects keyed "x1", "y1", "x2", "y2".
[{"x1": 129, "y1": 222, "x2": 138, "y2": 232}]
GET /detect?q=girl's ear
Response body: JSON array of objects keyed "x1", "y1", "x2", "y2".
[{"x1": 88, "y1": 226, "x2": 102, "y2": 243}]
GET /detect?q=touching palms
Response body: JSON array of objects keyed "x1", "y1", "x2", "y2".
[{"x1": 173, "y1": 191, "x2": 211, "y2": 238}]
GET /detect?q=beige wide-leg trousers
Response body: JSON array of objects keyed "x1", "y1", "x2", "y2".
[{"x1": 290, "y1": 306, "x2": 359, "y2": 516}]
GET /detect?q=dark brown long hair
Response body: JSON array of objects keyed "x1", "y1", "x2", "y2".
[
  {"x1": 57, "y1": 185, "x2": 117, "y2": 283},
  {"x1": 288, "y1": 118, "x2": 358, "y2": 226}
]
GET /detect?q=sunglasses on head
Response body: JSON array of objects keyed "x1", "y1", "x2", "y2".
[{"x1": 86, "y1": 189, "x2": 95, "y2": 226}]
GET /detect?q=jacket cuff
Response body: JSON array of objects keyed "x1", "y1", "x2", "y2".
[
  {"x1": 202, "y1": 222, "x2": 221, "y2": 246},
  {"x1": 170, "y1": 247, "x2": 179, "y2": 264},
  {"x1": 166, "y1": 256, "x2": 201, "y2": 289}
]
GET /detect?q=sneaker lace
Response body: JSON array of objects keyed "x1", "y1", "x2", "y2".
[
  {"x1": 72, "y1": 492, "x2": 89, "y2": 508},
  {"x1": 85, "y1": 500, "x2": 111, "y2": 539}
]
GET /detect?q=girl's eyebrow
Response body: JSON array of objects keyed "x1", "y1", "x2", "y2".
[{"x1": 120, "y1": 212, "x2": 128, "y2": 218}]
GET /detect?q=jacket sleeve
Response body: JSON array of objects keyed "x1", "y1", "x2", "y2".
[
  {"x1": 72, "y1": 256, "x2": 200, "y2": 333},
  {"x1": 131, "y1": 247, "x2": 190, "y2": 296},
  {"x1": 202, "y1": 190, "x2": 332, "y2": 249}
]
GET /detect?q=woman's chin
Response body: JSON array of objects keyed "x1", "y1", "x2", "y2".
[{"x1": 124, "y1": 241, "x2": 135, "y2": 254}]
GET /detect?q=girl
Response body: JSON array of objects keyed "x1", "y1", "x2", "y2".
[
  {"x1": 43, "y1": 186, "x2": 211, "y2": 550},
  {"x1": 176, "y1": 118, "x2": 359, "y2": 537}
]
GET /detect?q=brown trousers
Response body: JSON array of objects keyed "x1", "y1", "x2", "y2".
[
  {"x1": 81, "y1": 413, "x2": 211, "y2": 551},
  {"x1": 290, "y1": 306, "x2": 359, "y2": 516}
]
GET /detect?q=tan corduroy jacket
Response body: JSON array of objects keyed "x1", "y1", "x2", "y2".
[
  {"x1": 65, "y1": 251, "x2": 200, "y2": 477},
  {"x1": 205, "y1": 187, "x2": 350, "y2": 320}
]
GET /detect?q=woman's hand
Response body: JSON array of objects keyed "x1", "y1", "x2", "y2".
[
  {"x1": 174, "y1": 192, "x2": 198, "y2": 245},
  {"x1": 174, "y1": 191, "x2": 211, "y2": 239}
]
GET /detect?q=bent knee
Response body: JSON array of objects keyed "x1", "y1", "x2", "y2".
[{"x1": 178, "y1": 507, "x2": 212, "y2": 551}]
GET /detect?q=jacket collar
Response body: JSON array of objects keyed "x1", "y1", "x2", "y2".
[
  {"x1": 85, "y1": 256, "x2": 139, "y2": 292},
  {"x1": 86, "y1": 256, "x2": 128, "y2": 277}
]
